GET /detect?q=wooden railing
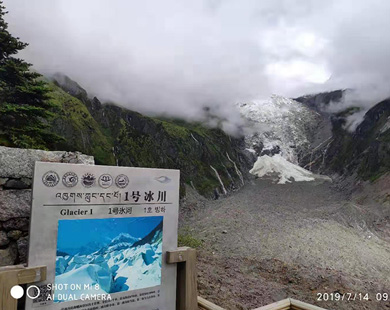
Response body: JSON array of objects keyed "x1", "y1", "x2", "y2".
[
  {"x1": 199, "y1": 297, "x2": 328, "y2": 310},
  {"x1": 198, "y1": 296, "x2": 226, "y2": 310},
  {"x1": 0, "y1": 248, "x2": 327, "y2": 310},
  {"x1": 0, "y1": 265, "x2": 46, "y2": 310}
]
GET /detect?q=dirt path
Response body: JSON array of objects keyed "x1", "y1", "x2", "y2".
[{"x1": 180, "y1": 179, "x2": 390, "y2": 310}]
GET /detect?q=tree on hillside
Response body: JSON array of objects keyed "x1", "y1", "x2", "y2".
[{"x1": 0, "y1": 1, "x2": 60, "y2": 149}]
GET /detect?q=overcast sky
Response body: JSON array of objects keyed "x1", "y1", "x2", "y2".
[{"x1": 4, "y1": 0, "x2": 390, "y2": 132}]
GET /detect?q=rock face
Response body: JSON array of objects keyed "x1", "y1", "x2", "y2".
[
  {"x1": 0, "y1": 147, "x2": 94, "y2": 266},
  {"x1": 349, "y1": 99, "x2": 390, "y2": 178},
  {"x1": 296, "y1": 90, "x2": 390, "y2": 185},
  {"x1": 295, "y1": 90, "x2": 344, "y2": 112},
  {"x1": 296, "y1": 93, "x2": 390, "y2": 181}
]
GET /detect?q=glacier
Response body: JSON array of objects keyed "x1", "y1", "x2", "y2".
[
  {"x1": 238, "y1": 94, "x2": 320, "y2": 164},
  {"x1": 250, "y1": 154, "x2": 314, "y2": 184},
  {"x1": 239, "y1": 95, "x2": 332, "y2": 184},
  {"x1": 250, "y1": 154, "x2": 332, "y2": 184}
]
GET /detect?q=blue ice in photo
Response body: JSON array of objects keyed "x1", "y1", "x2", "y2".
[{"x1": 54, "y1": 216, "x2": 163, "y2": 302}]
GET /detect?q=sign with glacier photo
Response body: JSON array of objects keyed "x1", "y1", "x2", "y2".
[{"x1": 26, "y1": 162, "x2": 180, "y2": 310}]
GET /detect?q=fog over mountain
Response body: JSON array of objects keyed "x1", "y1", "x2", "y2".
[{"x1": 4, "y1": 0, "x2": 390, "y2": 133}]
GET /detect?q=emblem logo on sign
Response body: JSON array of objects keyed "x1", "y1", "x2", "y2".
[
  {"x1": 62, "y1": 172, "x2": 78, "y2": 187},
  {"x1": 42, "y1": 171, "x2": 60, "y2": 187},
  {"x1": 81, "y1": 173, "x2": 96, "y2": 188},
  {"x1": 98, "y1": 174, "x2": 113, "y2": 188},
  {"x1": 155, "y1": 176, "x2": 171, "y2": 183},
  {"x1": 115, "y1": 174, "x2": 129, "y2": 188}
]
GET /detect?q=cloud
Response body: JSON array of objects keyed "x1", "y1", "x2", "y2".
[{"x1": 3, "y1": 0, "x2": 390, "y2": 133}]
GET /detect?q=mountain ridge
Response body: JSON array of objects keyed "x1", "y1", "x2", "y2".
[
  {"x1": 48, "y1": 73, "x2": 254, "y2": 198},
  {"x1": 295, "y1": 92, "x2": 390, "y2": 181}
]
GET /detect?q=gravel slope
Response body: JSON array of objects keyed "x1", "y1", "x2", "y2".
[{"x1": 180, "y1": 179, "x2": 390, "y2": 310}]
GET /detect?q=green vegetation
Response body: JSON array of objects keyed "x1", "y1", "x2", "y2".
[
  {"x1": 369, "y1": 172, "x2": 385, "y2": 183},
  {"x1": 47, "y1": 82, "x2": 115, "y2": 165},
  {"x1": 105, "y1": 107, "x2": 246, "y2": 197},
  {"x1": 153, "y1": 119, "x2": 190, "y2": 139},
  {"x1": 39, "y1": 75, "x2": 246, "y2": 197},
  {"x1": 178, "y1": 232, "x2": 203, "y2": 248},
  {"x1": 335, "y1": 106, "x2": 361, "y2": 118},
  {"x1": 0, "y1": 2, "x2": 61, "y2": 149}
]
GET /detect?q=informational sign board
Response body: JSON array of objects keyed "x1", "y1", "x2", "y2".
[{"x1": 26, "y1": 162, "x2": 179, "y2": 310}]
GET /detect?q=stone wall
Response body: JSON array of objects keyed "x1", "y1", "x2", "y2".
[{"x1": 0, "y1": 146, "x2": 94, "y2": 266}]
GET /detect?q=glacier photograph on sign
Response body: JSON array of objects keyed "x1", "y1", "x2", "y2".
[
  {"x1": 54, "y1": 216, "x2": 163, "y2": 301},
  {"x1": 26, "y1": 162, "x2": 179, "y2": 310}
]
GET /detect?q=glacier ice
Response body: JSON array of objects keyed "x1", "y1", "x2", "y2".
[
  {"x1": 238, "y1": 94, "x2": 319, "y2": 164},
  {"x1": 54, "y1": 226, "x2": 163, "y2": 302},
  {"x1": 54, "y1": 264, "x2": 112, "y2": 301},
  {"x1": 55, "y1": 257, "x2": 67, "y2": 275},
  {"x1": 239, "y1": 94, "x2": 333, "y2": 184},
  {"x1": 250, "y1": 154, "x2": 331, "y2": 184}
]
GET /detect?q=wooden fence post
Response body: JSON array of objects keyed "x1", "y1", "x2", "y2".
[
  {"x1": 0, "y1": 265, "x2": 46, "y2": 310},
  {"x1": 167, "y1": 247, "x2": 198, "y2": 310}
]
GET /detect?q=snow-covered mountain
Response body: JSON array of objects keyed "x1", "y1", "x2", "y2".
[
  {"x1": 54, "y1": 223, "x2": 162, "y2": 302},
  {"x1": 238, "y1": 94, "x2": 320, "y2": 164},
  {"x1": 104, "y1": 233, "x2": 141, "y2": 253},
  {"x1": 59, "y1": 240, "x2": 108, "y2": 256}
]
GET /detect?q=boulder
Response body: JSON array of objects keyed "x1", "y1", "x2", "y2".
[
  {"x1": 17, "y1": 236, "x2": 29, "y2": 264},
  {"x1": 0, "y1": 231, "x2": 9, "y2": 246},
  {"x1": 0, "y1": 146, "x2": 94, "y2": 179},
  {"x1": 0, "y1": 190, "x2": 31, "y2": 221},
  {"x1": 2, "y1": 218, "x2": 30, "y2": 231},
  {"x1": 4, "y1": 178, "x2": 31, "y2": 189},
  {"x1": 7, "y1": 230, "x2": 23, "y2": 240},
  {"x1": 0, "y1": 243, "x2": 17, "y2": 266}
]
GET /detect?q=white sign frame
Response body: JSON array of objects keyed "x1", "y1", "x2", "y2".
[{"x1": 26, "y1": 162, "x2": 180, "y2": 310}]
